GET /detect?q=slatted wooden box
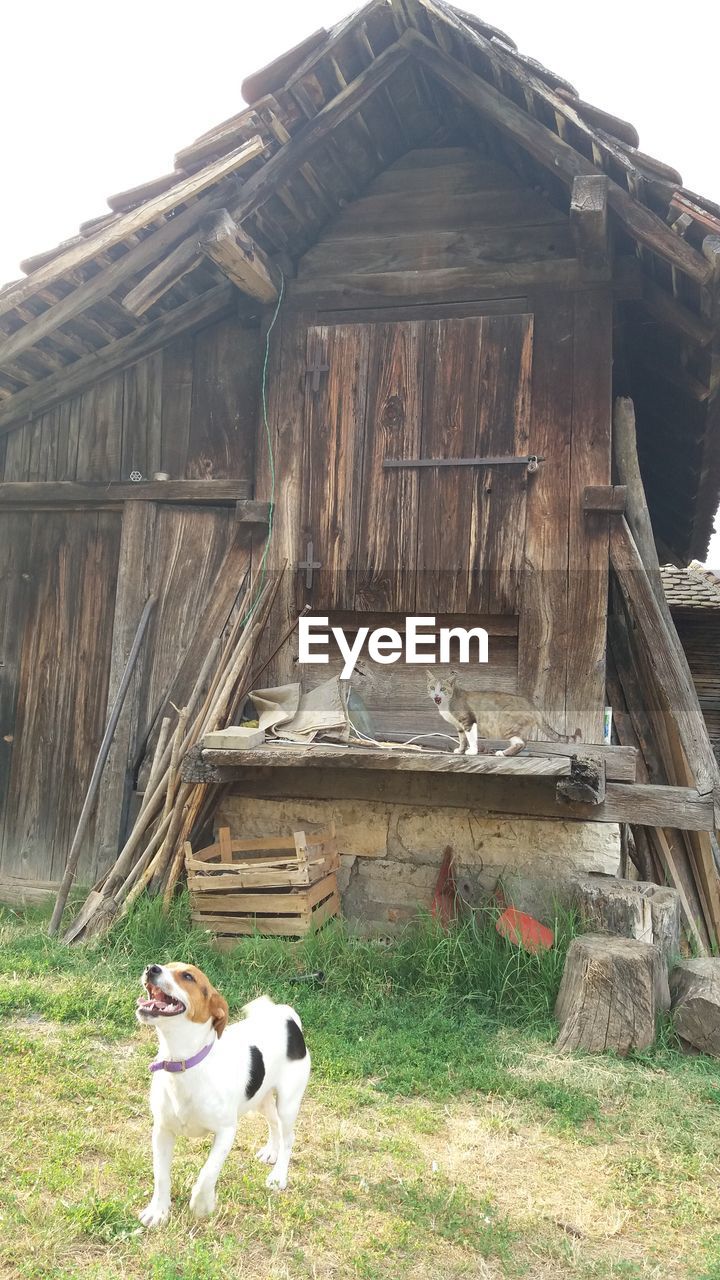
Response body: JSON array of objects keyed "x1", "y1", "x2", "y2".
[{"x1": 185, "y1": 822, "x2": 341, "y2": 943}]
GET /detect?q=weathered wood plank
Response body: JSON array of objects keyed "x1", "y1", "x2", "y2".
[
  {"x1": 0, "y1": 513, "x2": 33, "y2": 864},
  {"x1": 300, "y1": 324, "x2": 370, "y2": 609},
  {"x1": 320, "y1": 187, "x2": 565, "y2": 238},
  {"x1": 186, "y1": 318, "x2": 261, "y2": 480},
  {"x1": 468, "y1": 313, "x2": 533, "y2": 614},
  {"x1": 122, "y1": 353, "x2": 163, "y2": 482},
  {"x1": 75, "y1": 375, "x2": 124, "y2": 483},
  {"x1": 518, "y1": 296, "x2": 571, "y2": 737},
  {"x1": 196, "y1": 744, "x2": 573, "y2": 777},
  {"x1": 298, "y1": 225, "x2": 576, "y2": 279},
  {"x1": 289, "y1": 259, "x2": 635, "y2": 301},
  {"x1": 94, "y1": 502, "x2": 157, "y2": 876},
  {"x1": 416, "y1": 318, "x2": 482, "y2": 612},
  {"x1": 566, "y1": 290, "x2": 612, "y2": 741},
  {"x1": 0, "y1": 481, "x2": 257, "y2": 506},
  {"x1": 354, "y1": 321, "x2": 423, "y2": 610},
  {"x1": 210, "y1": 767, "x2": 716, "y2": 830},
  {"x1": 160, "y1": 332, "x2": 194, "y2": 480}
]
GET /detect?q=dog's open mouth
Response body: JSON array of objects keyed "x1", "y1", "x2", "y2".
[{"x1": 137, "y1": 982, "x2": 186, "y2": 1017}]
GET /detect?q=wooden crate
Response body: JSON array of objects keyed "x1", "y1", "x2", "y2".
[{"x1": 186, "y1": 822, "x2": 341, "y2": 941}]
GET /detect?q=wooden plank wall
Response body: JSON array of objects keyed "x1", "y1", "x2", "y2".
[
  {"x1": 1, "y1": 315, "x2": 260, "y2": 484},
  {"x1": 294, "y1": 146, "x2": 570, "y2": 299},
  {"x1": 0, "y1": 511, "x2": 122, "y2": 881},
  {"x1": 0, "y1": 313, "x2": 262, "y2": 884},
  {"x1": 264, "y1": 145, "x2": 613, "y2": 742},
  {"x1": 674, "y1": 613, "x2": 720, "y2": 764}
]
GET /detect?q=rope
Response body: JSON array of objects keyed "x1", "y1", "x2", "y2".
[{"x1": 236, "y1": 269, "x2": 285, "y2": 631}]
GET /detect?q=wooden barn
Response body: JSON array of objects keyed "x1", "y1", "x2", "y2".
[{"x1": 1, "y1": 0, "x2": 719, "y2": 944}]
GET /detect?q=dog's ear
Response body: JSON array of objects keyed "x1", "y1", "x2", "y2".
[{"x1": 209, "y1": 990, "x2": 229, "y2": 1038}]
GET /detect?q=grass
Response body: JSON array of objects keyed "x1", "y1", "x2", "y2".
[{"x1": 0, "y1": 896, "x2": 719, "y2": 1279}]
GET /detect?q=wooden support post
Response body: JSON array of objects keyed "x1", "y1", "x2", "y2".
[
  {"x1": 570, "y1": 175, "x2": 610, "y2": 277},
  {"x1": 610, "y1": 518, "x2": 720, "y2": 814},
  {"x1": 556, "y1": 753, "x2": 606, "y2": 805},
  {"x1": 199, "y1": 209, "x2": 281, "y2": 303}
]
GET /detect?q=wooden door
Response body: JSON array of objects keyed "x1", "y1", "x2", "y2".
[
  {"x1": 299, "y1": 312, "x2": 533, "y2": 616},
  {"x1": 0, "y1": 510, "x2": 122, "y2": 883}
]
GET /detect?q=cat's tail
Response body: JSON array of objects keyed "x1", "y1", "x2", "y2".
[{"x1": 538, "y1": 717, "x2": 564, "y2": 742}]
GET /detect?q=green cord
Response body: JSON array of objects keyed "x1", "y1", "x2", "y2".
[{"x1": 237, "y1": 269, "x2": 285, "y2": 630}]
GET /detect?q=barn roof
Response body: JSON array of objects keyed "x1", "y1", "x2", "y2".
[
  {"x1": 661, "y1": 564, "x2": 720, "y2": 612},
  {"x1": 1, "y1": 0, "x2": 719, "y2": 562}
]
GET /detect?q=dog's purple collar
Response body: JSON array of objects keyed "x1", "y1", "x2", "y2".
[{"x1": 150, "y1": 1040, "x2": 214, "y2": 1074}]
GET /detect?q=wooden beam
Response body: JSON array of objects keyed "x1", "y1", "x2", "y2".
[
  {"x1": 121, "y1": 239, "x2": 201, "y2": 318},
  {"x1": 183, "y1": 754, "x2": 716, "y2": 831},
  {"x1": 610, "y1": 517, "x2": 720, "y2": 808},
  {"x1": 401, "y1": 30, "x2": 711, "y2": 285},
  {"x1": 0, "y1": 481, "x2": 269, "y2": 512},
  {"x1": 230, "y1": 41, "x2": 411, "y2": 229},
  {"x1": 583, "y1": 485, "x2": 627, "y2": 513},
  {"x1": 570, "y1": 175, "x2": 609, "y2": 276},
  {"x1": 0, "y1": 285, "x2": 236, "y2": 436},
  {"x1": 192, "y1": 744, "x2": 573, "y2": 778},
  {"x1": 0, "y1": 137, "x2": 265, "y2": 319},
  {"x1": 0, "y1": 187, "x2": 237, "y2": 368},
  {"x1": 643, "y1": 279, "x2": 714, "y2": 348},
  {"x1": 198, "y1": 210, "x2": 280, "y2": 303}
]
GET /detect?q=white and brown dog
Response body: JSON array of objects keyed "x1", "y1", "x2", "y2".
[{"x1": 136, "y1": 962, "x2": 311, "y2": 1226}]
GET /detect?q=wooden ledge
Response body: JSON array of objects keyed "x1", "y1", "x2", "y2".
[
  {"x1": 187, "y1": 742, "x2": 573, "y2": 781},
  {"x1": 0, "y1": 482, "x2": 269, "y2": 519}
]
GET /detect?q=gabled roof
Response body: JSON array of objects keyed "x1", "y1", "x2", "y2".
[
  {"x1": 1, "y1": 0, "x2": 719, "y2": 560},
  {"x1": 661, "y1": 564, "x2": 720, "y2": 612}
]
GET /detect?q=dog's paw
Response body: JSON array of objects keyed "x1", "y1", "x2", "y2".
[
  {"x1": 256, "y1": 1142, "x2": 278, "y2": 1165},
  {"x1": 265, "y1": 1168, "x2": 288, "y2": 1191},
  {"x1": 466, "y1": 747, "x2": 478, "y2": 756},
  {"x1": 453, "y1": 747, "x2": 465, "y2": 755},
  {"x1": 190, "y1": 1183, "x2": 216, "y2": 1219},
  {"x1": 494, "y1": 749, "x2": 506, "y2": 758},
  {"x1": 139, "y1": 1201, "x2": 170, "y2": 1229}
]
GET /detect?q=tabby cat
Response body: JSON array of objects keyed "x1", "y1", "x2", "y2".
[{"x1": 426, "y1": 670, "x2": 558, "y2": 757}]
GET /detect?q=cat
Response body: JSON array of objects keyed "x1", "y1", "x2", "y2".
[{"x1": 426, "y1": 670, "x2": 558, "y2": 757}]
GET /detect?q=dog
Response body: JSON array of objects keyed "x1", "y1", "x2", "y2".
[{"x1": 135, "y1": 962, "x2": 311, "y2": 1226}]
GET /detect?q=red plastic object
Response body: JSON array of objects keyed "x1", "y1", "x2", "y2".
[
  {"x1": 496, "y1": 906, "x2": 554, "y2": 953},
  {"x1": 431, "y1": 847, "x2": 457, "y2": 928}
]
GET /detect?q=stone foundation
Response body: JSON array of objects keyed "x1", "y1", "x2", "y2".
[{"x1": 218, "y1": 793, "x2": 621, "y2": 934}]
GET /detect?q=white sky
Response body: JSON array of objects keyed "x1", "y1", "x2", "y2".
[{"x1": 1, "y1": 0, "x2": 718, "y2": 565}]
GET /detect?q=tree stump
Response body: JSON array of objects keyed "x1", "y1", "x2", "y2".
[
  {"x1": 669, "y1": 959, "x2": 720, "y2": 1057},
  {"x1": 555, "y1": 934, "x2": 669, "y2": 1055}
]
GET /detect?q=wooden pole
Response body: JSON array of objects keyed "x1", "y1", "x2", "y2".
[
  {"x1": 48, "y1": 593, "x2": 156, "y2": 936},
  {"x1": 610, "y1": 519, "x2": 720, "y2": 810}
]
